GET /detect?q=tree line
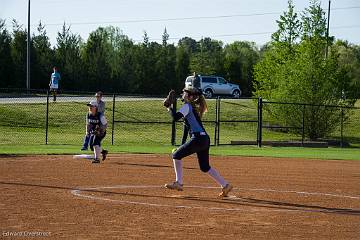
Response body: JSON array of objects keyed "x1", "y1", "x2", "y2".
[
  {"x1": 0, "y1": 20, "x2": 260, "y2": 96},
  {"x1": 0, "y1": 0, "x2": 359, "y2": 100}
]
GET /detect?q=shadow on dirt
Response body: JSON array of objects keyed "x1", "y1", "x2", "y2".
[{"x1": 1, "y1": 181, "x2": 359, "y2": 216}]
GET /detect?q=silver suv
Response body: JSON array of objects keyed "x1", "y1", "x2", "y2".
[{"x1": 185, "y1": 75, "x2": 241, "y2": 98}]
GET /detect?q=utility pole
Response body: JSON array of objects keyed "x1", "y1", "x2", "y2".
[
  {"x1": 325, "y1": 0, "x2": 331, "y2": 58},
  {"x1": 26, "y1": 0, "x2": 31, "y2": 91},
  {"x1": 200, "y1": 36, "x2": 204, "y2": 73}
]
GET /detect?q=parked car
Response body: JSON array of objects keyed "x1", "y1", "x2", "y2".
[{"x1": 185, "y1": 75, "x2": 241, "y2": 98}]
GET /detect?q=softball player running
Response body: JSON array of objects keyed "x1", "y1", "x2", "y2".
[
  {"x1": 81, "y1": 91, "x2": 106, "y2": 151},
  {"x1": 85, "y1": 101, "x2": 108, "y2": 163},
  {"x1": 164, "y1": 86, "x2": 233, "y2": 197}
]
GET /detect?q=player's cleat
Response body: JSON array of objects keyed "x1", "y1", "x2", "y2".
[
  {"x1": 219, "y1": 183, "x2": 233, "y2": 197},
  {"x1": 101, "y1": 150, "x2": 108, "y2": 161},
  {"x1": 81, "y1": 147, "x2": 88, "y2": 151},
  {"x1": 164, "y1": 181, "x2": 183, "y2": 191},
  {"x1": 92, "y1": 158, "x2": 100, "y2": 164}
]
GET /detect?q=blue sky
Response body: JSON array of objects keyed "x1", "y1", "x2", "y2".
[{"x1": 1, "y1": 0, "x2": 359, "y2": 47}]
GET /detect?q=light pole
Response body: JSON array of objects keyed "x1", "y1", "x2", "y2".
[
  {"x1": 325, "y1": 0, "x2": 331, "y2": 58},
  {"x1": 26, "y1": 0, "x2": 31, "y2": 90}
]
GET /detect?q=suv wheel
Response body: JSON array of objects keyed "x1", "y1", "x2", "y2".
[
  {"x1": 204, "y1": 89, "x2": 213, "y2": 98},
  {"x1": 232, "y1": 90, "x2": 241, "y2": 98}
]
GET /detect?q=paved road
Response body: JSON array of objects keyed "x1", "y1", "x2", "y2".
[{"x1": 0, "y1": 96, "x2": 164, "y2": 104}]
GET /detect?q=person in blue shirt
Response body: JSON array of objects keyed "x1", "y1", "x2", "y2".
[
  {"x1": 49, "y1": 66, "x2": 61, "y2": 102},
  {"x1": 164, "y1": 86, "x2": 233, "y2": 197}
]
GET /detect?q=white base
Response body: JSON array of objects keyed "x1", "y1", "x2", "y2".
[{"x1": 73, "y1": 154, "x2": 94, "y2": 160}]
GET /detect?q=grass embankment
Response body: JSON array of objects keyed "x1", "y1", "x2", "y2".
[{"x1": 0, "y1": 98, "x2": 359, "y2": 160}]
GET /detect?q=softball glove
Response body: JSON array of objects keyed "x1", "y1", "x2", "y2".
[{"x1": 163, "y1": 90, "x2": 176, "y2": 108}]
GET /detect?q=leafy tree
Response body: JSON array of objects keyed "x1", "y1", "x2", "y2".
[
  {"x1": 31, "y1": 21, "x2": 53, "y2": 89},
  {"x1": 254, "y1": 0, "x2": 355, "y2": 140},
  {"x1": 272, "y1": 0, "x2": 301, "y2": 46},
  {"x1": 129, "y1": 31, "x2": 160, "y2": 94},
  {"x1": 162, "y1": 27, "x2": 169, "y2": 47},
  {"x1": 55, "y1": 23, "x2": 83, "y2": 91},
  {"x1": 108, "y1": 26, "x2": 135, "y2": 93},
  {"x1": 274, "y1": 40, "x2": 354, "y2": 140},
  {"x1": 223, "y1": 41, "x2": 259, "y2": 96},
  {"x1": 178, "y1": 37, "x2": 197, "y2": 53},
  {"x1": 175, "y1": 46, "x2": 190, "y2": 91},
  {"x1": 332, "y1": 40, "x2": 360, "y2": 99},
  {"x1": 155, "y1": 28, "x2": 176, "y2": 93},
  {"x1": 81, "y1": 27, "x2": 112, "y2": 92},
  {"x1": 142, "y1": 31, "x2": 149, "y2": 47},
  {"x1": 301, "y1": 0, "x2": 327, "y2": 41},
  {"x1": 176, "y1": 37, "x2": 196, "y2": 90},
  {"x1": 258, "y1": 42, "x2": 272, "y2": 59},
  {"x1": 10, "y1": 20, "x2": 27, "y2": 88},
  {"x1": 190, "y1": 37, "x2": 224, "y2": 75},
  {"x1": 0, "y1": 19, "x2": 14, "y2": 88}
]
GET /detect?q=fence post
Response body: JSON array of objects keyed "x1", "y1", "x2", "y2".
[
  {"x1": 111, "y1": 94, "x2": 116, "y2": 145},
  {"x1": 45, "y1": 91, "x2": 49, "y2": 145},
  {"x1": 214, "y1": 97, "x2": 219, "y2": 146},
  {"x1": 302, "y1": 104, "x2": 305, "y2": 146},
  {"x1": 171, "y1": 99, "x2": 177, "y2": 146},
  {"x1": 340, "y1": 108, "x2": 344, "y2": 148},
  {"x1": 216, "y1": 97, "x2": 221, "y2": 146},
  {"x1": 257, "y1": 97, "x2": 263, "y2": 147},
  {"x1": 214, "y1": 96, "x2": 217, "y2": 145}
]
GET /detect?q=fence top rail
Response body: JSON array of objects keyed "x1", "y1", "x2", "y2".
[
  {"x1": 263, "y1": 100, "x2": 358, "y2": 109},
  {"x1": 219, "y1": 97, "x2": 258, "y2": 100}
]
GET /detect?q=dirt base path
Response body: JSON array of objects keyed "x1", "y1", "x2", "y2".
[{"x1": 1, "y1": 154, "x2": 359, "y2": 239}]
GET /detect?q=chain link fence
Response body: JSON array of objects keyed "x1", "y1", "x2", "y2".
[
  {"x1": 217, "y1": 98, "x2": 259, "y2": 145},
  {"x1": 0, "y1": 89, "x2": 359, "y2": 148},
  {"x1": 260, "y1": 100, "x2": 360, "y2": 147},
  {"x1": 113, "y1": 97, "x2": 173, "y2": 145}
]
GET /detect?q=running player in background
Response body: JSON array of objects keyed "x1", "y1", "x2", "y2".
[
  {"x1": 49, "y1": 66, "x2": 61, "y2": 102},
  {"x1": 164, "y1": 86, "x2": 233, "y2": 197},
  {"x1": 81, "y1": 91, "x2": 105, "y2": 150},
  {"x1": 85, "y1": 101, "x2": 108, "y2": 163}
]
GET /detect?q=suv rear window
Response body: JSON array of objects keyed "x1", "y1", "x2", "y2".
[{"x1": 202, "y1": 77, "x2": 217, "y2": 83}]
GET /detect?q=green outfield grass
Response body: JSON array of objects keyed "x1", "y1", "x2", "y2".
[
  {"x1": 0, "y1": 144, "x2": 359, "y2": 161},
  {"x1": 0, "y1": 98, "x2": 359, "y2": 160}
]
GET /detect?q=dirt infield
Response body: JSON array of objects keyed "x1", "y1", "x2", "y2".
[{"x1": 0, "y1": 154, "x2": 359, "y2": 239}]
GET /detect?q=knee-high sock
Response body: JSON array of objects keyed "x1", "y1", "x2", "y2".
[
  {"x1": 94, "y1": 145, "x2": 102, "y2": 159},
  {"x1": 173, "y1": 159, "x2": 183, "y2": 185},
  {"x1": 207, "y1": 167, "x2": 227, "y2": 187}
]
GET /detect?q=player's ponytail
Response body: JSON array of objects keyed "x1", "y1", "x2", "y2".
[
  {"x1": 197, "y1": 95, "x2": 208, "y2": 118},
  {"x1": 190, "y1": 95, "x2": 208, "y2": 118}
]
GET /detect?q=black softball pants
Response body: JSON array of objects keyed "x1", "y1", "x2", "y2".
[
  {"x1": 172, "y1": 134, "x2": 211, "y2": 172},
  {"x1": 89, "y1": 131, "x2": 106, "y2": 151}
]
